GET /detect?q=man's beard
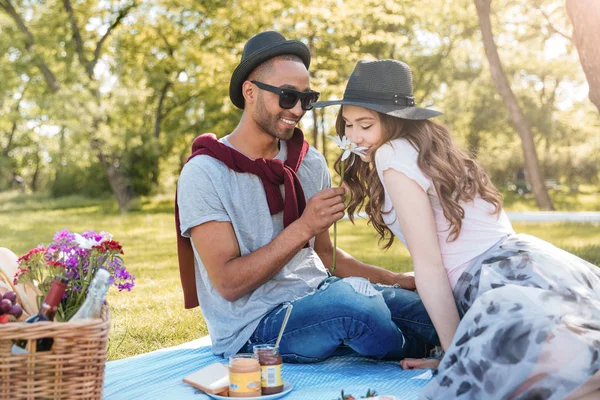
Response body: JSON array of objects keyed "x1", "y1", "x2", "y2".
[{"x1": 254, "y1": 94, "x2": 296, "y2": 141}]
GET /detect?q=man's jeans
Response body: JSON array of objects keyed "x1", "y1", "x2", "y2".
[{"x1": 241, "y1": 276, "x2": 439, "y2": 363}]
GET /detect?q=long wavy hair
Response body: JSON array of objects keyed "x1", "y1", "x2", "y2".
[{"x1": 334, "y1": 106, "x2": 503, "y2": 249}]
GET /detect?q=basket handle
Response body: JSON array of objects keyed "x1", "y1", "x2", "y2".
[{"x1": 0, "y1": 267, "x2": 18, "y2": 293}]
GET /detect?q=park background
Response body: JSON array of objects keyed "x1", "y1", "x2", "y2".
[{"x1": 0, "y1": 0, "x2": 599, "y2": 361}]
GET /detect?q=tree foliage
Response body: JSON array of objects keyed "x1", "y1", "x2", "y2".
[{"x1": 0, "y1": 0, "x2": 598, "y2": 210}]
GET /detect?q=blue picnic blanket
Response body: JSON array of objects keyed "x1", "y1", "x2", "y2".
[{"x1": 103, "y1": 342, "x2": 433, "y2": 399}]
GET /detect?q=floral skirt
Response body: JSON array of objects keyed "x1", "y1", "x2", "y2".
[{"x1": 420, "y1": 234, "x2": 600, "y2": 400}]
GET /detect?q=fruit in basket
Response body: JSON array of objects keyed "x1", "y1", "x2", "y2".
[
  {"x1": 0, "y1": 298, "x2": 11, "y2": 313},
  {"x1": 3, "y1": 291, "x2": 17, "y2": 303},
  {"x1": 0, "y1": 314, "x2": 16, "y2": 323},
  {"x1": 9, "y1": 304, "x2": 23, "y2": 318},
  {"x1": 0, "y1": 291, "x2": 23, "y2": 319}
]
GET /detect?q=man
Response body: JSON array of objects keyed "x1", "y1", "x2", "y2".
[{"x1": 176, "y1": 31, "x2": 438, "y2": 361}]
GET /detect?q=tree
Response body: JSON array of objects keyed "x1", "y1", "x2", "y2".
[
  {"x1": 474, "y1": 0, "x2": 553, "y2": 210},
  {"x1": 0, "y1": 85, "x2": 27, "y2": 188},
  {"x1": 566, "y1": 0, "x2": 600, "y2": 114},
  {"x1": 1, "y1": 0, "x2": 596, "y2": 203},
  {"x1": 0, "y1": 0, "x2": 137, "y2": 209},
  {"x1": 0, "y1": 1, "x2": 60, "y2": 92}
]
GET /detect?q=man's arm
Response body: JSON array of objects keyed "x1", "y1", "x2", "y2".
[
  {"x1": 190, "y1": 187, "x2": 346, "y2": 302},
  {"x1": 313, "y1": 230, "x2": 416, "y2": 290}
]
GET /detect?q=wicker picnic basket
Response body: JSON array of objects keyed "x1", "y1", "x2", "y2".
[{"x1": 0, "y1": 305, "x2": 110, "y2": 399}]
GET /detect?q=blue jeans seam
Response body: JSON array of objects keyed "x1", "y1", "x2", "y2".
[
  {"x1": 266, "y1": 316, "x2": 377, "y2": 342},
  {"x1": 391, "y1": 317, "x2": 435, "y2": 327}
]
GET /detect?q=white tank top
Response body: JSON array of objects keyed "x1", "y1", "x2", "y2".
[{"x1": 375, "y1": 138, "x2": 515, "y2": 289}]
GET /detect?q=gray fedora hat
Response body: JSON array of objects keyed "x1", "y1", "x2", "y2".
[
  {"x1": 314, "y1": 59, "x2": 442, "y2": 120},
  {"x1": 229, "y1": 31, "x2": 311, "y2": 109}
]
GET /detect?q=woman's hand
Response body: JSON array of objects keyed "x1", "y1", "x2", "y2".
[
  {"x1": 400, "y1": 358, "x2": 440, "y2": 370},
  {"x1": 395, "y1": 271, "x2": 416, "y2": 291}
]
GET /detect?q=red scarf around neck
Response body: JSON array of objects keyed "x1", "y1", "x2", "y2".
[{"x1": 175, "y1": 128, "x2": 310, "y2": 308}]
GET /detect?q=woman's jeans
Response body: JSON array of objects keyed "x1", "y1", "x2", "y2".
[{"x1": 241, "y1": 276, "x2": 439, "y2": 363}]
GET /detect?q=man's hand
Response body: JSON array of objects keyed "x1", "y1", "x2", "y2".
[
  {"x1": 400, "y1": 358, "x2": 440, "y2": 370},
  {"x1": 298, "y1": 187, "x2": 346, "y2": 237},
  {"x1": 395, "y1": 271, "x2": 416, "y2": 291}
]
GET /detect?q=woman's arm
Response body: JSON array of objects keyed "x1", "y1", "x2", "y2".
[{"x1": 383, "y1": 168, "x2": 460, "y2": 350}]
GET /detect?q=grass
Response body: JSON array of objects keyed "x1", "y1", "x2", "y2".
[
  {"x1": 0, "y1": 191, "x2": 599, "y2": 361},
  {"x1": 501, "y1": 184, "x2": 600, "y2": 211}
]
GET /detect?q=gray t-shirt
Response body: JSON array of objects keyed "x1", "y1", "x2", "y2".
[{"x1": 177, "y1": 136, "x2": 331, "y2": 357}]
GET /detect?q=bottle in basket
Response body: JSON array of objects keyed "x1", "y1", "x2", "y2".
[
  {"x1": 70, "y1": 268, "x2": 110, "y2": 321},
  {"x1": 12, "y1": 275, "x2": 69, "y2": 353}
]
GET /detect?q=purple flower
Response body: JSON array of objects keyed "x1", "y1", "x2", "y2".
[
  {"x1": 106, "y1": 257, "x2": 122, "y2": 268},
  {"x1": 81, "y1": 230, "x2": 103, "y2": 243},
  {"x1": 53, "y1": 229, "x2": 76, "y2": 244},
  {"x1": 117, "y1": 276, "x2": 135, "y2": 292}
]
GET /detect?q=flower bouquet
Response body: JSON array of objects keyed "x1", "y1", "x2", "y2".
[{"x1": 13, "y1": 229, "x2": 135, "y2": 321}]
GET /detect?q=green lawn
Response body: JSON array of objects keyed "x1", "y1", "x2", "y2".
[
  {"x1": 0, "y1": 191, "x2": 599, "y2": 361},
  {"x1": 501, "y1": 184, "x2": 600, "y2": 211}
]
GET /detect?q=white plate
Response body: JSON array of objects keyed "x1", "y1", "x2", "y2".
[{"x1": 206, "y1": 382, "x2": 294, "y2": 400}]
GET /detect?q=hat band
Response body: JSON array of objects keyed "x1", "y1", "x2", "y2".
[{"x1": 344, "y1": 89, "x2": 415, "y2": 106}]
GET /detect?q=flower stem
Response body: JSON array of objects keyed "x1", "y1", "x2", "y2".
[{"x1": 332, "y1": 159, "x2": 345, "y2": 273}]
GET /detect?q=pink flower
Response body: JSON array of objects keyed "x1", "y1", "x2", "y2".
[
  {"x1": 13, "y1": 267, "x2": 30, "y2": 285},
  {"x1": 17, "y1": 247, "x2": 47, "y2": 263}
]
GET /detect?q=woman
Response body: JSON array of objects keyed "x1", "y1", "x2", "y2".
[{"x1": 314, "y1": 59, "x2": 600, "y2": 399}]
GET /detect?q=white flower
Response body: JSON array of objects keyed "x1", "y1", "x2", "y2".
[
  {"x1": 328, "y1": 135, "x2": 368, "y2": 161},
  {"x1": 100, "y1": 231, "x2": 113, "y2": 242},
  {"x1": 73, "y1": 233, "x2": 99, "y2": 250}
]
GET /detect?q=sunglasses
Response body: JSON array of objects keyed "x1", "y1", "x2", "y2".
[{"x1": 251, "y1": 81, "x2": 320, "y2": 110}]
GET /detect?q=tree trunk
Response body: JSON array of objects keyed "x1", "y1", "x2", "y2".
[
  {"x1": 566, "y1": 0, "x2": 600, "y2": 114},
  {"x1": 51, "y1": 128, "x2": 66, "y2": 194},
  {"x1": 320, "y1": 109, "x2": 327, "y2": 160},
  {"x1": 467, "y1": 129, "x2": 480, "y2": 158},
  {"x1": 90, "y1": 135, "x2": 134, "y2": 212},
  {"x1": 312, "y1": 110, "x2": 319, "y2": 151},
  {"x1": 474, "y1": 0, "x2": 553, "y2": 210},
  {"x1": 30, "y1": 150, "x2": 41, "y2": 192},
  {"x1": 2, "y1": 84, "x2": 27, "y2": 157},
  {"x1": 3, "y1": 121, "x2": 18, "y2": 158},
  {"x1": 155, "y1": 81, "x2": 171, "y2": 139}
]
